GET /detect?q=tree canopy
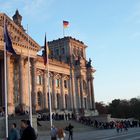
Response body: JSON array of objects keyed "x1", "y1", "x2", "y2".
[{"x1": 96, "y1": 97, "x2": 140, "y2": 120}]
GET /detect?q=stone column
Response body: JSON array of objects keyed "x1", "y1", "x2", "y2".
[
  {"x1": 52, "y1": 73, "x2": 57, "y2": 109},
  {"x1": 68, "y1": 78, "x2": 73, "y2": 110},
  {"x1": 79, "y1": 77, "x2": 84, "y2": 109},
  {"x1": 90, "y1": 77, "x2": 96, "y2": 110},
  {"x1": 7, "y1": 54, "x2": 14, "y2": 114},
  {"x1": 43, "y1": 70, "x2": 48, "y2": 109},
  {"x1": 77, "y1": 78, "x2": 81, "y2": 109},
  {"x1": 60, "y1": 75, "x2": 65, "y2": 109},
  {"x1": 31, "y1": 58, "x2": 37, "y2": 113},
  {"x1": 19, "y1": 56, "x2": 25, "y2": 107},
  {"x1": 70, "y1": 69, "x2": 77, "y2": 111},
  {"x1": 87, "y1": 79, "x2": 92, "y2": 109}
]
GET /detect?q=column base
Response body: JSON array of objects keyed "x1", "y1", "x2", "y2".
[
  {"x1": 15, "y1": 104, "x2": 28, "y2": 115},
  {"x1": 8, "y1": 103, "x2": 15, "y2": 115},
  {"x1": 32, "y1": 104, "x2": 37, "y2": 114}
]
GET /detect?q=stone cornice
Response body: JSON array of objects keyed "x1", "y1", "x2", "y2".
[
  {"x1": 36, "y1": 55, "x2": 70, "y2": 69},
  {"x1": 0, "y1": 13, "x2": 40, "y2": 52},
  {"x1": 48, "y1": 36, "x2": 87, "y2": 49}
]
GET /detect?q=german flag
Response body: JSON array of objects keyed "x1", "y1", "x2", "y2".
[{"x1": 63, "y1": 21, "x2": 69, "y2": 28}]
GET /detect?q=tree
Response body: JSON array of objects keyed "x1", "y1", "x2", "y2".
[
  {"x1": 95, "y1": 102, "x2": 108, "y2": 114},
  {"x1": 107, "y1": 99, "x2": 120, "y2": 117},
  {"x1": 107, "y1": 98, "x2": 140, "y2": 120}
]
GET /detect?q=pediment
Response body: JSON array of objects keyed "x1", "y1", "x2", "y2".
[{"x1": 0, "y1": 13, "x2": 41, "y2": 54}]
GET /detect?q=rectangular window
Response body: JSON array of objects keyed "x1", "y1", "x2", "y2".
[
  {"x1": 62, "y1": 48, "x2": 65, "y2": 54},
  {"x1": 64, "y1": 80, "x2": 68, "y2": 88},
  {"x1": 56, "y1": 49, "x2": 59, "y2": 55},
  {"x1": 37, "y1": 75, "x2": 43, "y2": 85},
  {"x1": 56, "y1": 79, "x2": 60, "y2": 88},
  {"x1": 37, "y1": 75, "x2": 40, "y2": 84},
  {"x1": 39, "y1": 75, "x2": 43, "y2": 85}
]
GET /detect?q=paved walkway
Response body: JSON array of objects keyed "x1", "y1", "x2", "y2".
[{"x1": 37, "y1": 127, "x2": 140, "y2": 140}]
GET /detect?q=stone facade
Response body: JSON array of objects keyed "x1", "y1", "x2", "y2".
[{"x1": 0, "y1": 11, "x2": 96, "y2": 116}]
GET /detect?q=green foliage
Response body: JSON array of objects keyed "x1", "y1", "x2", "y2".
[
  {"x1": 107, "y1": 97, "x2": 140, "y2": 119},
  {"x1": 95, "y1": 102, "x2": 108, "y2": 115}
]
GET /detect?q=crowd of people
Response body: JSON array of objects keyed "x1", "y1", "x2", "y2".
[
  {"x1": 78, "y1": 116, "x2": 140, "y2": 131},
  {"x1": 37, "y1": 112, "x2": 75, "y2": 121}
]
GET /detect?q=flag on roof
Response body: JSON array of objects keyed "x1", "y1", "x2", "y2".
[{"x1": 63, "y1": 21, "x2": 69, "y2": 28}]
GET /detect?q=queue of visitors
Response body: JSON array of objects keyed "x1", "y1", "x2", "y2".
[
  {"x1": 37, "y1": 112, "x2": 75, "y2": 121},
  {"x1": 78, "y1": 116, "x2": 140, "y2": 131}
]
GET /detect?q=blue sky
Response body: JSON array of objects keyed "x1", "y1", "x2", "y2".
[{"x1": 1, "y1": 0, "x2": 140, "y2": 104}]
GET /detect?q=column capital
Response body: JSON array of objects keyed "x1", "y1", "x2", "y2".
[
  {"x1": 19, "y1": 55, "x2": 26, "y2": 59},
  {"x1": 60, "y1": 74, "x2": 67, "y2": 79},
  {"x1": 30, "y1": 57, "x2": 37, "y2": 63}
]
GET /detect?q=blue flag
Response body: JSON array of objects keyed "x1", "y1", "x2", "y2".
[
  {"x1": 4, "y1": 24, "x2": 16, "y2": 54},
  {"x1": 43, "y1": 34, "x2": 48, "y2": 65}
]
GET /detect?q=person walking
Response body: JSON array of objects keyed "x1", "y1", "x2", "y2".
[
  {"x1": 50, "y1": 125, "x2": 58, "y2": 140},
  {"x1": 67, "y1": 123, "x2": 74, "y2": 140},
  {"x1": 57, "y1": 128, "x2": 66, "y2": 140},
  {"x1": 115, "y1": 122, "x2": 120, "y2": 133},
  {"x1": 8, "y1": 123, "x2": 20, "y2": 140},
  {"x1": 20, "y1": 120, "x2": 37, "y2": 140}
]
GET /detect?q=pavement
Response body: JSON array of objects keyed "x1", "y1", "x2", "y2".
[{"x1": 37, "y1": 127, "x2": 140, "y2": 140}]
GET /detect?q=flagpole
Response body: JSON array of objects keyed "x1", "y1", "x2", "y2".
[
  {"x1": 46, "y1": 35, "x2": 52, "y2": 128},
  {"x1": 4, "y1": 17, "x2": 8, "y2": 139},
  {"x1": 47, "y1": 58, "x2": 52, "y2": 128},
  {"x1": 27, "y1": 24, "x2": 32, "y2": 126},
  {"x1": 63, "y1": 26, "x2": 65, "y2": 37}
]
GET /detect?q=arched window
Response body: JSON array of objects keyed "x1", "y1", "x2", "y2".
[{"x1": 37, "y1": 91, "x2": 42, "y2": 106}]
